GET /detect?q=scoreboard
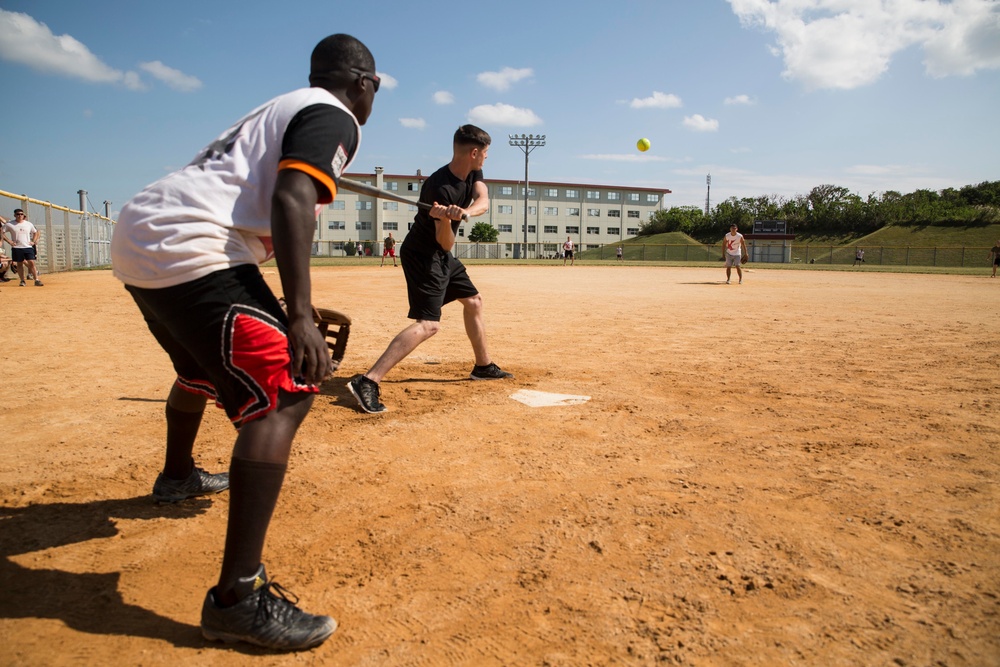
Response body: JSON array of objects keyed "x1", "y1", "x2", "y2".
[{"x1": 753, "y1": 220, "x2": 787, "y2": 234}]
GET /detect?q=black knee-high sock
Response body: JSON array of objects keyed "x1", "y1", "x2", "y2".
[
  {"x1": 216, "y1": 457, "x2": 287, "y2": 603},
  {"x1": 163, "y1": 404, "x2": 204, "y2": 479}
]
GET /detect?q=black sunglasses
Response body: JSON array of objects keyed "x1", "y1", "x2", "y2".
[{"x1": 349, "y1": 67, "x2": 380, "y2": 93}]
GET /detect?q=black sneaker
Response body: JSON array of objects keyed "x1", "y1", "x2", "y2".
[
  {"x1": 152, "y1": 465, "x2": 230, "y2": 503},
  {"x1": 201, "y1": 564, "x2": 337, "y2": 651},
  {"x1": 470, "y1": 362, "x2": 514, "y2": 380},
  {"x1": 347, "y1": 374, "x2": 387, "y2": 413}
]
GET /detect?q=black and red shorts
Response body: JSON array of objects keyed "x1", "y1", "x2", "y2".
[{"x1": 125, "y1": 264, "x2": 318, "y2": 429}]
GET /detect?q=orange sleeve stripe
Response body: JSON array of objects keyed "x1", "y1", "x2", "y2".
[{"x1": 278, "y1": 159, "x2": 337, "y2": 204}]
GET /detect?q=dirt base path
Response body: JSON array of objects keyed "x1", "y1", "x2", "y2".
[{"x1": 1, "y1": 265, "x2": 998, "y2": 666}]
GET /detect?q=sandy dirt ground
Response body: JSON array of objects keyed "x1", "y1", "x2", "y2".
[{"x1": 1, "y1": 264, "x2": 998, "y2": 667}]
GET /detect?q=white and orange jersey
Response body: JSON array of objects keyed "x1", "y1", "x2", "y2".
[{"x1": 112, "y1": 87, "x2": 360, "y2": 288}]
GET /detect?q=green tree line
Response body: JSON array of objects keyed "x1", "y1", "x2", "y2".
[{"x1": 642, "y1": 180, "x2": 1000, "y2": 242}]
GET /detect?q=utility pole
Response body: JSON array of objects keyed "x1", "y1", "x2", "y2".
[{"x1": 508, "y1": 134, "x2": 545, "y2": 259}]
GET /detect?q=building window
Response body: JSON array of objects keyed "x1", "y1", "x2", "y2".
[
  {"x1": 608, "y1": 209, "x2": 621, "y2": 218},
  {"x1": 565, "y1": 189, "x2": 579, "y2": 198},
  {"x1": 498, "y1": 205, "x2": 513, "y2": 214},
  {"x1": 407, "y1": 182, "x2": 419, "y2": 191},
  {"x1": 586, "y1": 190, "x2": 600, "y2": 200},
  {"x1": 528, "y1": 206, "x2": 537, "y2": 215},
  {"x1": 408, "y1": 222, "x2": 414, "y2": 230},
  {"x1": 520, "y1": 187, "x2": 536, "y2": 197},
  {"x1": 607, "y1": 192, "x2": 620, "y2": 201},
  {"x1": 544, "y1": 225, "x2": 558, "y2": 234},
  {"x1": 383, "y1": 201, "x2": 398, "y2": 211},
  {"x1": 544, "y1": 243, "x2": 558, "y2": 253},
  {"x1": 384, "y1": 222, "x2": 398, "y2": 231},
  {"x1": 567, "y1": 207, "x2": 580, "y2": 216},
  {"x1": 587, "y1": 208, "x2": 600, "y2": 217},
  {"x1": 544, "y1": 188, "x2": 558, "y2": 197},
  {"x1": 328, "y1": 220, "x2": 346, "y2": 230},
  {"x1": 607, "y1": 227, "x2": 620, "y2": 235},
  {"x1": 566, "y1": 226, "x2": 579, "y2": 234},
  {"x1": 330, "y1": 200, "x2": 345, "y2": 210},
  {"x1": 500, "y1": 186, "x2": 513, "y2": 195},
  {"x1": 526, "y1": 225, "x2": 536, "y2": 233},
  {"x1": 498, "y1": 224, "x2": 513, "y2": 233},
  {"x1": 544, "y1": 207, "x2": 558, "y2": 215},
  {"x1": 408, "y1": 204, "x2": 418, "y2": 212},
  {"x1": 356, "y1": 201, "x2": 372, "y2": 210},
  {"x1": 627, "y1": 228, "x2": 639, "y2": 236},
  {"x1": 332, "y1": 242, "x2": 344, "y2": 250},
  {"x1": 586, "y1": 226, "x2": 600, "y2": 235},
  {"x1": 383, "y1": 182, "x2": 398, "y2": 191},
  {"x1": 627, "y1": 210, "x2": 640, "y2": 218},
  {"x1": 356, "y1": 221, "x2": 372, "y2": 230},
  {"x1": 458, "y1": 227, "x2": 465, "y2": 237},
  {"x1": 646, "y1": 193, "x2": 659, "y2": 203},
  {"x1": 586, "y1": 244, "x2": 601, "y2": 250},
  {"x1": 628, "y1": 193, "x2": 640, "y2": 202}
]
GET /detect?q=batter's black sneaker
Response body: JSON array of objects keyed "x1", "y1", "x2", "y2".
[
  {"x1": 470, "y1": 363, "x2": 514, "y2": 380},
  {"x1": 152, "y1": 465, "x2": 229, "y2": 503},
  {"x1": 201, "y1": 564, "x2": 337, "y2": 651},
  {"x1": 348, "y1": 374, "x2": 387, "y2": 413}
]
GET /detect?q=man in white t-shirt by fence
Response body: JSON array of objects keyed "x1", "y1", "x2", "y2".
[
  {"x1": 722, "y1": 224, "x2": 748, "y2": 285},
  {"x1": 1, "y1": 209, "x2": 43, "y2": 286},
  {"x1": 563, "y1": 236, "x2": 575, "y2": 266}
]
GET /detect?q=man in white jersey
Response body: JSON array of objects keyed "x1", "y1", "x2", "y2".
[
  {"x1": 563, "y1": 236, "x2": 575, "y2": 266},
  {"x1": 110, "y1": 34, "x2": 378, "y2": 651},
  {"x1": 2, "y1": 209, "x2": 43, "y2": 286},
  {"x1": 722, "y1": 224, "x2": 748, "y2": 284}
]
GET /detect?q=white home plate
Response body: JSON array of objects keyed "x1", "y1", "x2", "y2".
[{"x1": 510, "y1": 389, "x2": 591, "y2": 408}]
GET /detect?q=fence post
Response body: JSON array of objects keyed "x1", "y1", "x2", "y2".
[{"x1": 961, "y1": 247, "x2": 965, "y2": 267}]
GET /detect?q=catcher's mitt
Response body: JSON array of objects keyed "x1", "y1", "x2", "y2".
[
  {"x1": 278, "y1": 298, "x2": 352, "y2": 373},
  {"x1": 312, "y1": 307, "x2": 351, "y2": 372}
]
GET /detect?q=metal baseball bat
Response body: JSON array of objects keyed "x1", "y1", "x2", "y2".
[{"x1": 337, "y1": 177, "x2": 467, "y2": 221}]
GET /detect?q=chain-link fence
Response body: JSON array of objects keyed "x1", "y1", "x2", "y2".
[{"x1": 1, "y1": 190, "x2": 114, "y2": 273}]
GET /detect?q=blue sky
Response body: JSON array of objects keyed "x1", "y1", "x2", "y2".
[{"x1": 1, "y1": 0, "x2": 998, "y2": 217}]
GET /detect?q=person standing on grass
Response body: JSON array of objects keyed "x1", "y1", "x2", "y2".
[
  {"x1": 381, "y1": 231, "x2": 396, "y2": 267},
  {"x1": 722, "y1": 224, "x2": 747, "y2": 284},
  {"x1": 989, "y1": 240, "x2": 1000, "y2": 278},
  {"x1": 109, "y1": 33, "x2": 379, "y2": 651},
  {"x1": 347, "y1": 124, "x2": 513, "y2": 414},
  {"x1": 854, "y1": 248, "x2": 865, "y2": 266},
  {"x1": 563, "y1": 236, "x2": 575, "y2": 266}
]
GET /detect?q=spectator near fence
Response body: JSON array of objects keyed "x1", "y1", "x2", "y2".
[
  {"x1": 989, "y1": 240, "x2": 1000, "y2": 278},
  {"x1": 2, "y1": 209, "x2": 43, "y2": 286}
]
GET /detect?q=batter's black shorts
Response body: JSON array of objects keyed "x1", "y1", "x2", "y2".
[{"x1": 400, "y1": 246, "x2": 478, "y2": 322}]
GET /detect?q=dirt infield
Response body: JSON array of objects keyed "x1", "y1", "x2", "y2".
[{"x1": 1, "y1": 265, "x2": 998, "y2": 666}]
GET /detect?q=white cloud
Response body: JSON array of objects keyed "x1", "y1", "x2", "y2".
[
  {"x1": 724, "y1": 94, "x2": 754, "y2": 105},
  {"x1": 629, "y1": 91, "x2": 683, "y2": 109},
  {"x1": 376, "y1": 72, "x2": 398, "y2": 90},
  {"x1": 433, "y1": 90, "x2": 454, "y2": 105},
  {"x1": 399, "y1": 117, "x2": 427, "y2": 130},
  {"x1": 683, "y1": 114, "x2": 719, "y2": 132},
  {"x1": 0, "y1": 9, "x2": 136, "y2": 86},
  {"x1": 0, "y1": 9, "x2": 208, "y2": 93},
  {"x1": 728, "y1": 0, "x2": 1000, "y2": 90},
  {"x1": 467, "y1": 103, "x2": 542, "y2": 127},
  {"x1": 139, "y1": 61, "x2": 202, "y2": 92},
  {"x1": 476, "y1": 66, "x2": 533, "y2": 91}
]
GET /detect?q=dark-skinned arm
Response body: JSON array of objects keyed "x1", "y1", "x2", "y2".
[{"x1": 270, "y1": 169, "x2": 332, "y2": 385}]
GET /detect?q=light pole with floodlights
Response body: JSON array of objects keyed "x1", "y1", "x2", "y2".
[{"x1": 508, "y1": 133, "x2": 545, "y2": 259}]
